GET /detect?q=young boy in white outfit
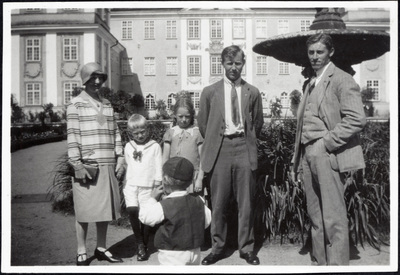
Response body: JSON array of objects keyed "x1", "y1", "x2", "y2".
[
  {"x1": 139, "y1": 157, "x2": 212, "y2": 265},
  {"x1": 123, "y1": 114, "x2": 162, "y2": 261}
]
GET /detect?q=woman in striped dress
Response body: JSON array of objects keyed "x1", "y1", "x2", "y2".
[{"x1": 67, "y1": 62, "x2": 125, "y2": 265}]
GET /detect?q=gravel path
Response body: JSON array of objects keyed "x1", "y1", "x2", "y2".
[{"x1": 5, "y1": 141, "x2": 394, "y2": 273}]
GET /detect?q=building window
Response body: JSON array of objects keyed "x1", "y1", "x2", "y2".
[
  {"x1": 167, "y1": 93, "x2": 175, "y2": 109},
  {"x1": 232, "y1": 19, "x2": 245, "y2": 39},
  {"x1": 279, "y1": 62, "x2": 290, "y2": 75},
  {"x1": 122, "y1": 21, "x2": 133, "y2": 40},
  {"x1": 144, "y1": 57, "x2": 156, "y2": 76},
  {"x1": 166, "y1": 57, "x2": 178, "y2": 76},
  {"x1": 300, "y1": 19, "x2": 312, "y2": 32},
  {"x1": 122, "y1": 58, "x2": 133, "y2": 75},
  {"x1": 278, "y1": 19, "x2": 289, "y2": 35},
  {"x1": 26, "y1": 38, "x2": 41, "y2": 61},
  {"x1": 25, "y1": 8, "x2": 43, "y2": 13},
  {"x1": 188, "y1": 19, "x2": 200, "y2": 39},
  {"x1": 64, "y1": 82, "x2": 79, "y2": 104},
  {"x1": 26, "y1": 83, "x2": 41, "y2": 105},
  {"x1": 63, "y1": 37, "x2": 78, "y2": 61},
  {"x1": 190, "y1": 91, "x2": 200, "y2": 109},
  {"x1": 210, "y1": 55, "x2": 223, "y2": 75},
  {"x1": 188, "y1": 56, "x2": 201, "y2": 76},
  {"x1": 166, "y1": 20, "x2": 177, "y2": 39},
  {"x1": 367, "y1": 80, "x2": 380, "y2": 101},
  {"x1": 145, "y1": 93, "x2": 156, "y2": 110},
  {"x1": 256, "y1": 19, "x2": 267, "y2": 38},
  {"x1": 144, "y1": 20, "x2": 155, "y2": 39},
  {"x1": 210, "y1": 19, "x2": 223, "y2": 39},
  {"x1": 280, "y1": 92, "x2": 289, "y2": 108},
  {"x1": 256, "y1": 56, "x2": 268, "y2": 75},
  {"x1": 62, "y1": 8, "x2": 79, "y2": 12}
]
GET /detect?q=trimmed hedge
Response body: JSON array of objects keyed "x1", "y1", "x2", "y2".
[{"x1": 11, "y1": 123, "x2": 67, "y2": 152}]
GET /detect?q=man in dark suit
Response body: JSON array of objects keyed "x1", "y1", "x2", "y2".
[
  {"x1": 197, "y1": 45, "x2": 264, "y2": 265},
  {"x1": 291, "y1": 33, "x2": 366, "y2": 265}
]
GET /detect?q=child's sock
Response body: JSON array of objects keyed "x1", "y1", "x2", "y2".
[
  {"x1": 141, "y1": 224, "x2": 150, "y2": 247},
  {"x1": 127, "y1": 206, "x2": 144, "y2": 245}
]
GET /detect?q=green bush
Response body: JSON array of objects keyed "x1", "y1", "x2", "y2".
[
  {"x1": 255, "y1": 119, "x2": 390, "y2": 250},
  {"x1": 256, "y1": 119, "x2": 308, "y2": 244},
  {"x1": 11, "y1": 95, "x2": 25, "y2": 123}
]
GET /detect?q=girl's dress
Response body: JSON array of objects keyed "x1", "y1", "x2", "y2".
[
  {"x1": 162, "y1": 125, "x2": 204, "y2": 192},
  {"x1": 67, "y1": 91, "x2": 122, "y2": 222}
]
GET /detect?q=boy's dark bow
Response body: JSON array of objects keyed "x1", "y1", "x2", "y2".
[{"x1": 133, "y1": 151, "x2": 142, "y2": 161}]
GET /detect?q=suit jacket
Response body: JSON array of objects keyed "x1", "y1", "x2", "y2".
[
  {"x1": 197, "y1": 79, "x2": 264, "y2": 173},
  {"x1": 293, "y1": 63, "x2": 366, "y2": 173}
]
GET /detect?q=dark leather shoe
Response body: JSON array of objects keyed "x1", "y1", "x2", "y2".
[
  {"x1": 76, "y1": 253, "x2": 89, "y2": 266},
  {"x1": 94, "y1": 248, "x2": 123, "y2": 263},
  {"x1": 137, "y1": 244, "x2": 149, "y2": 261},
  {"x1": 240, "y1": 251, "x2": 260, "y2": 265},
  {"x1": 201, "y1": 253, "x2": 223, "y2": 265}
]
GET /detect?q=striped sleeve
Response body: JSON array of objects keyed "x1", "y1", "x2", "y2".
[
  {"x1": 67, "y1": 103, "x2": 84, "y2": 171},
  {"x1": 114, "y1": 114, "x2": 123, "y2": 157}
]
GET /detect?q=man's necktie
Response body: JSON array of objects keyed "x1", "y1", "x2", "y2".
[
  {"x1": 231, "y1": 84, "x2": 240, "y2": 126},
  {"x1": 308, "y1": 77, "x2": 316, "y2": 93}
]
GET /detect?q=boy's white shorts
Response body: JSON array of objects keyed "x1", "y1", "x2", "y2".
[{"x1": 123, "y1": 185, "x2": 152, "y2": 207}]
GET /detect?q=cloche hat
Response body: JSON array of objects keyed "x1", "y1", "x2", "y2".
[{"x1": 80, "y1": 62, "x2": 108, "y2": 85}]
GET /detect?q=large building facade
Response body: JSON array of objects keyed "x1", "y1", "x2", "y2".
[
  {"x1": 10, "y1": 8, "x2": 126, "y2": 114},
  {"x1": 10, "y1": 7, "x2": 391, "y2": 118},
  {"x1": 109, "y1": 8, "x2": 317, "y2": 117}
]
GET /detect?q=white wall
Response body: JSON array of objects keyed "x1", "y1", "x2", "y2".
[
  {"x1": 45, "y1": 33, "x2": 58, "y2": 105},
  {"x1": 83, "y1": 33, "x2": 96, "y2": 64},
  {"x1": 11, "y1": 35, "x2": 20, "y2": 101}
]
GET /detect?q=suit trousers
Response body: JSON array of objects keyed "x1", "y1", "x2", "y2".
[
  {"x1": 301, "y1": 138, "x2": 349, "y2": 265},
  {"x1": 209, "y1": 136, "x2": 256, "y2": 255}
]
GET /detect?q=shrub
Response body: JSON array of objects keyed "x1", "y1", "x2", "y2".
[
  {"x1": 255, "y1": 119, "x2": 390, "y2": 249},
  {"x1": 361, "y1": 88, "x2": 375, "y2": 117},
  {"x1": 154, "y1": 99, "x2": 171, "y2": 120},
  {"x1": 346, "y1": 121, "x2": 390, "y2": 249},
  {"x1": 47, "y1": 152, "x2": 75, "y2": 215},
  {"x1": 256, "y1": 119, "x2": 308, "y2": 243},
  {"x1": 11, "y1": 95, "x2": 25, "y2": 123}
]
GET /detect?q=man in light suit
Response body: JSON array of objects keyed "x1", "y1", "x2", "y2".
[
  {"x1": 198, "y1": 45, "x2": 264, "y2": 265},
  {"x1": 291, "y1": 33, "x2": 366, "y2": 265}
]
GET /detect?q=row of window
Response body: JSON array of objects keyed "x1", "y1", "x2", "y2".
[
  {"x1": 145, "y1": 92, "x2": 201, "y2": 110},
  {"x1": 122, "y1": 56, "x2": 290, "y2": 76},
  {"x1": 26, "y1": 37, "x2": 78, "y2": 62},
  {"x1": 26, "y1": 80, "x2": 381, "y2": 107},
  {"x1": 121, "y1": 19, "x2": 312, "y2": 40}
]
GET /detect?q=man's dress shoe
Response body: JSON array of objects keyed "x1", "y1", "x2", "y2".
[{"x1": 240, "y1": 251, "x2": 260, "y2": 265}]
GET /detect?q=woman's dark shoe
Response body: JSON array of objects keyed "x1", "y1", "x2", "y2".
[
  {"x1": 201, "y1": 253, "x2": 224, "y2": 265},
  {"x1": 94, "y1": 248, "x2": 123, "y2": 263},
  {"x1": 76, "y1": 253, "x2": 89, "y2": 266},
  {"x1": 137, "y1": 244, "x2": 149, "y2": 261}
]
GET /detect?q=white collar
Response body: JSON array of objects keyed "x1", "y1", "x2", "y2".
[
  {"x1": 223, "y1": 74, "x2": 242, "y2": 87},
  {"x1": 315, "y1": 62, "x2": 332, "y2": 84},
  {"x1": 172, "y1": 125, "x2": 195, "y2": 137},
  {"x1": 165, "y1": 190, "x2": 188, "y2": 199}
]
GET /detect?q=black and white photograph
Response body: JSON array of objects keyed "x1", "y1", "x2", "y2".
[{"x1": 2, "y1": 1, "x2": 398, "y2": 273}]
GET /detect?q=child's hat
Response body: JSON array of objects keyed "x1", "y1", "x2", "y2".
[{"x1": 163, "y1": 157, "x2": 194, "y2": 181}]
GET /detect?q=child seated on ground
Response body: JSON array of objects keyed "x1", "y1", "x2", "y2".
[{"x1": 139, "y1": 157, "x2": 211, "y2": 265}]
